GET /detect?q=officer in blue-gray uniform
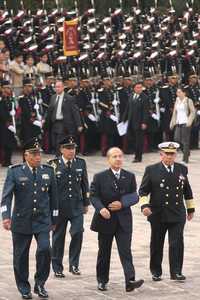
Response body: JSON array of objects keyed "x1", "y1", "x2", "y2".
[
  {"x1": 1, "y1": 138, "x2": 58, "y2": 300},
  {"x1": 48, "y1": 135, "x2": 89, "y2": 278}
]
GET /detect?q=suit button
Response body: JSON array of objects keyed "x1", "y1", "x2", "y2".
[
  {"x1": 165, "y1": 201, "x2": 169, "y2": 205},
  {"x1": 166, "y1": 194, "x2": 169, "y2": 197}
]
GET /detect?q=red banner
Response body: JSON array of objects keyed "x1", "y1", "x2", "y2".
[{"x1": 63, "y1": 18, "x2": 79, "y2": 57}]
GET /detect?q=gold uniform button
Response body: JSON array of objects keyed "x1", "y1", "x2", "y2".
[
  {"x1": 33, "y1": 208, "x2": 37, "y2": 211},
  {"x1": 176, "y1": 194, "x2": 179, "y2": 197},
  {"x1": 34, "y1": 183, "x2": 37, "y2": 186},
  {"x1": 34, "y1": 191, "x2": 37, "y2": 194},
  {"x1": 69, "y1": 175, "x2": 72, "y2": 178},
  {"x1": 176, "y1": 202, "x2": 179, "y2": 205},
  {"x1": 176, "y1": 187, "x2": 179, "y2": 190},
  {"x1": 69, "y1": 188, "x2": 72, "y2": 191},
  {"x1": 165, "y1": 202, "x2": 169, "y2": 205},
  {"x1": 69, "y1": 195, "x2": 72, "y2": 197},
  {"x1": 166, "y1": 194, "x2": 169, "y2": 197},
  {"x1": 166, "y1": 186, "x2": 169, "y2": 190},
  {"x1": 69, "y1": 181, "x2": 72, "y2": 184},
  {"x1": 34, "y1": 199, "x2": 37, "y2": 203}
]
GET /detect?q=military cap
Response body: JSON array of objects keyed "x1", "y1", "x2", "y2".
[
  {"x1": 1, "y1": 80, "x2": 11, "y2": 87},
  {"x1": 45, "y1": 72, "x2": 54, "y2": 79},
  {"x1": 59, "y1": 135, "x2": 77, "y2": 148},
  {"x1": 23, "y1": 78, "x2": 33, "y2": 86},
  {"x1": 23, "y1": 137, "x2": 42, "y2": 153},
  {"x1": 158, "y1": 142, "x2": 180, "y2": 153}
]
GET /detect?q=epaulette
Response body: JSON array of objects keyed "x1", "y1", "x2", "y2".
[
  {"x1": 161, "y1": 85, "x2": 169, "y2": 89},
  {"x1": 42, "y1": 163, "x2": 54, "y2": 169},
  {"x1": 98, "y1": 88, "x2": 104, "y2": 92},
  {"x1": 46, "y1": 159, "x2": 60, "y2": 171},
  {"x1": 9, "y1": 163, "x2": 22, "y2": 169}
]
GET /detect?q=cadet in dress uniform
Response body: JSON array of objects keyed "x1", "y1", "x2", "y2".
[
  {"x1": 90, "y1": 147, "x2": 144, "y2": 292},
  {"x1": 0, "y1": 80, "x2": 17, "y2": 166},
  {"x1": 18, "y1": 78, "x2": 43, "y2": 144},
  {"x1": 159, "y1": 73, "x2": 178, "y2": 141},
  {"x1": 48, "y1": 136, "x2": 89, "y2": 278},
  {"x1": 98, "y1": 79, "x2": 119, "y2": 156},
  {"x1": 139, "y1": 142, "x2": 195, "y2": 282},
  {"x1": 0, "y1": 138, "x2": 58, "y2": 299}
]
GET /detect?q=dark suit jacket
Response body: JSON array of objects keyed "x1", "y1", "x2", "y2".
[
  {"x1": 90, "y1": 169, "x2": 138, "y2": 234},
  {"x1": 139, "y1": 162, "x2": 194, "y2": 223},
  {"x1": 47, "y1": 92, "x2": 82, "y2": 135},
  {"x1": 123, "y1": 92, "x2": 149, "y2": 131}
]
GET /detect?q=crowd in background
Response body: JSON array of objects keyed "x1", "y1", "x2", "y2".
[{"x1": 0, "y1": 2, "x2": 200, "y2": 166}]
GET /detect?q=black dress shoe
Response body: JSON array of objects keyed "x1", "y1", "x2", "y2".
[
  {"x1": 21, "y1": 292, "x2": 32, "y2": 299},
  {"x1": 170, "y1": 274, "x2": 186, "y2": 281},
  {"x1": 152, "y1": 275, "x2": 162, "y2": 281},
  {"x1": 69, "y1": 266, "x2": 81, "y2": 275},
  {"x1": 54, "y1": 271, "x2": 65, "y2": 278},
  {"x1": 132, "y1": 159, "x2": 142, "y2": 163},
  {"x1": 34, "y1": 285, "x2": 48, "y2": 298},
  {"x1": 98, "y1": 282, "x2": 107, "y2": 291},
  {"x1": 126, "y1": 279, "x2": 144, "y2": 292}
]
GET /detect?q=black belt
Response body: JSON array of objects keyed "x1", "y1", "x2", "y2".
[{"x1": 176, "y1": 124, "x2": 186, "y2": 127}]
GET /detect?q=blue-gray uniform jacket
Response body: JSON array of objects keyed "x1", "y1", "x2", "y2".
[
  {"x1": 1, "y1": 163, "x2": 58, "y2": 234},
  {"x1": 48, "y1": 156, "x2": 90, "y2": 219}
]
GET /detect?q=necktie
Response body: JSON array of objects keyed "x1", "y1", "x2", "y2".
[
  {"x1": 32, "y1": 167, "x2": 37, "y2": 180},
  {"x1": 66, "y1": 161, "x2": 71, "y2": 169},
  {"x1": 168, "y1": 166, "x2": 172, "y2": 173},
  {"x1": 115, "y1": 172, "x2": 120, "y2": 180}
]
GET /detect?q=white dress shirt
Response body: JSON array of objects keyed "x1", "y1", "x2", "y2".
[
  {"x1": 176, "y1": 98, "x2": 188, "y2": 125},
  {"x1": 56, "y1": 92, "x2": 64, "y2": 120}
]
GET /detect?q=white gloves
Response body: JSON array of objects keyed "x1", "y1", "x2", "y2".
[
  {"x1": 110, "y1": 114, "x2": 118, "y2": 123},
  {"x1": 33, "y1": 120, "x2": 42, "y2": 128},
  {"x1": 88, "y1": 114, "x2": 97, "y2": 122},
  {"x1": 8, "y1": 125, "x2": 16, "y2": 134}
]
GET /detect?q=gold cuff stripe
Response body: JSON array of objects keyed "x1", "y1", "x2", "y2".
[
  {"x1": 186, "y1": 199, "x2": 195, "y2": 209},
  {"x1": 139, "y1": 196, "x2": 150, "y2": 206}
]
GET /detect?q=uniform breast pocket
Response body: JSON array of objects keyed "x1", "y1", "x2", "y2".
[
  {"x1": 16, "y1": 179, "x2": 30, "y2": 190},
  {"x1": 76, "y1": 170, "x2": 82, "y2": 182},
  {"x1": 41, "y1": 179, "x2": 50, "y2": 192}
]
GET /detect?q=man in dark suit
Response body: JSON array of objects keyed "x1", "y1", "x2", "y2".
[
  {"x1": 48, "y1": 135, "x2": 89, "y2": 278},
  {"x1": 90, "y1": 147, "x2": 144, "y2": 292},
  {"x1": 47, "y1": 80, "x2": 83, "y2": 155},
  {"x1": 123, "y1": 82, "x2": 149, "y2": 162},
  {"x1": 1, "y1": 138, "x2": 58, "y2": 299},
  {"x1": 139, "y1": 142, "x2": 195, "y2": 282}
]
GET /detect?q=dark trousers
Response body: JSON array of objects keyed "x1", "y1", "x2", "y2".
[
  {"x1": 97, "y1": 226, "x2": 135, "y2": 285},
  {"x1": 51, "y1": 121, "x2": 66, "y2": 156},
  {"x1": 12, "y1": 231, "x2": 51, "y2": 295},
  {"x1": 133, "y1": 129, "x2": 145, "y2": 161},
  {"x1": 150, "y1": 221, "x2": 185, "y2": 277},
  {"x1": 52, "y1": 214, "x2": 84, "y2": 272}
]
